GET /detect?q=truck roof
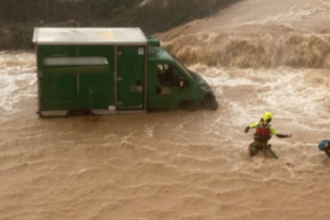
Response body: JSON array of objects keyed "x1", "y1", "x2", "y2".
[{"x1": 33, "y1": 27, "x2": 147, "y2": 45}]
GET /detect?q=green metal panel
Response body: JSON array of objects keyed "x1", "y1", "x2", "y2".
[
  {"x1": 37, "y1": 45, "x2": 77, "y2": 71},
  {"x1": 37, "y1": 45, "x2": 115, "y2": 111},
  {"x1": 39, "y1": 72, "x2": 78, "y2": 110},
  {"x1": 38, "y1": 45, "x2": 78, "y2": 111},
  {"x1": 117, "y1": 46, "x2": 145, "y2": 110},
  {"x1": 78, "y1": 45, "x2": 115, "y2": 109}
]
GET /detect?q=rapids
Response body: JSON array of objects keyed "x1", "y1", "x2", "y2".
[{"x1": 1, "y1": 0, "x2": 330, "y2": 219}]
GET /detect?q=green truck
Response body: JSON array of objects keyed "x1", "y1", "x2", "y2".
[{"x1": 32, "y1": 27, "x2": 218, "y2": 117}]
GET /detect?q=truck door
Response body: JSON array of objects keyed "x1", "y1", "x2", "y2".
[
  {"x1": 116, "y1": 46, "x2": 145, "y2": 110},
  {"x1": 153, "y1": 63, "x2": 190, "y2": 110}
]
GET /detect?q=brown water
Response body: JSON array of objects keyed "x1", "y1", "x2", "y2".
[{"x1": 1, "y1": 0, "x2": 330, "y2": 219}]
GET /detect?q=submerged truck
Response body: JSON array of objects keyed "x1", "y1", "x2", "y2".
[{"x1": 32, "y1": 27, "x2": 218, "y2": 117}]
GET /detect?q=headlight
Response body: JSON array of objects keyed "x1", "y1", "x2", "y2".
[{"x1": 200, "y1": 86, "x2": 213, "y2": 92}]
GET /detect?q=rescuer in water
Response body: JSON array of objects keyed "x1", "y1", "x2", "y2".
[
  {"x1": 244, "y1": 112, "x2": 292, "y2": 157},
  {"x1": 318, "y1": 140, "x2": 330, "y2": 158}
]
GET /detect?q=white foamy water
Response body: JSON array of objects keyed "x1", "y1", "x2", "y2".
[
  {"x1": 0, "y1": 52, "x2": 37, "y2": 119},
  {"x1": 1, "y1": 0, "x2": 330, "y2": 220}
]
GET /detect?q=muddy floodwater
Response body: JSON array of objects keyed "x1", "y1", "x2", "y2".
[{"x1": 1, "y1": 0, "x2": 330, "y2": 219}]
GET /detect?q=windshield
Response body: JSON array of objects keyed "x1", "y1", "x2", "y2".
[{"x1": 173, "y1": 57, "x2": 199, "y2": 81}]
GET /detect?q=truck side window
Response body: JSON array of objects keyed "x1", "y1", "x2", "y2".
[{"x1": 157, "y1": 64, "x2": 186, "y2": 87}]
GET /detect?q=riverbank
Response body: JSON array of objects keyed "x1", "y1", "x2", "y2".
[{"x1": 0, "y1": 0, "x2": 241, "y2": 50}]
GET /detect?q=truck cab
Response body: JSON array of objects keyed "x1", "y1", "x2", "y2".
[{"x1": 146, "y1": 37, "x2": 218, "y2": 111}]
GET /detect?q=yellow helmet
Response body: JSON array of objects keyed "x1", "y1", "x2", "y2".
[{"x1": 262, "y1": 112, "x2": 273, "y2": 122}]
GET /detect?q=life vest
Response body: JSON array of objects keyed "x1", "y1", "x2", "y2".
[{"x1": 254, "y1": 122, "x2": 272, "y2": 141}]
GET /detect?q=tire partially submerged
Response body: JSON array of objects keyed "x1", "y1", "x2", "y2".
[
  {"x1": 181, "y1": 93, "x2": 219, "y2": 112},
  {"x1": 203, "y1": 93, "x2": 219, "y2": 111}
]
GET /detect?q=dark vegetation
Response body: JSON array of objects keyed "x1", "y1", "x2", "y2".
[{"x1": 0, "y1": 0, "x2": 242, "y2": 50}]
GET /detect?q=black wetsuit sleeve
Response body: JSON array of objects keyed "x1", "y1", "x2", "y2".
[{"x1": 275, "y1": 134, "x2": 290, "y2": 138}]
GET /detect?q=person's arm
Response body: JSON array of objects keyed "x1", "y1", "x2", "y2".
[
  {"x1": 275, "y1": 134, "x2": 292, "y2": 138},
  {"x1": 269, "y1": 126, "x2": 292, "y2": 138},
  {"x1": 244, "y1": 122, "x2": 259, "y2": 133}
]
